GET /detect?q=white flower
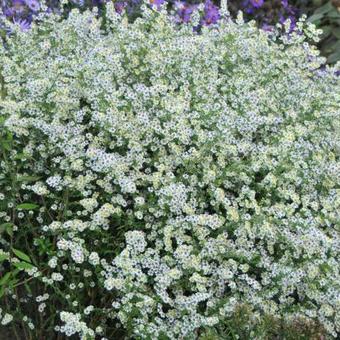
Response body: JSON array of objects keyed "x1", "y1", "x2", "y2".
[
  {"x1": 71, "y1": 246, "x2": 85, "y2": 264},
  {"x1": 88, "y1": 252, "x2": 100, "y2": 266},
  {"x1": 48, "y1": 257, "x2": 58, "y2": 269},
  {"x1": 51, "y1": 273, "x2": 64, "y2": 282},
  {"x1": 1, "y1": 313, "x2": 13, "y2": 326}
]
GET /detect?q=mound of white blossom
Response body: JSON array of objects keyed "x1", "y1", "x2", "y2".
[{"x1": 0, "y1": 2, "x2": 339, "y2": 339}]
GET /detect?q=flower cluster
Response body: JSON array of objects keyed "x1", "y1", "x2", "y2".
[{"x1": 0, "y1": 2, "x2": 339, "y2": 339}]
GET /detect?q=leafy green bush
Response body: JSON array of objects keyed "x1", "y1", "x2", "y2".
[{"x1": 0, "y1": 3, "x2": 339, "y2": 339}]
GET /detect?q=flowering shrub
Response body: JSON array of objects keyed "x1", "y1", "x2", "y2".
[{"x1": 0, "y1": 2, "x2": 340, "y2": 339}]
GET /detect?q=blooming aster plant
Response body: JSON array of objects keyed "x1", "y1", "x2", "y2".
[{"x1": 0, "y1": 1, "x2": 339, "y2": 339}]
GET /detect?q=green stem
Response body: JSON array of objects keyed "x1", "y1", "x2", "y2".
[{"x1": 0, "y1": 70, "x2": 6, "y2": 100}]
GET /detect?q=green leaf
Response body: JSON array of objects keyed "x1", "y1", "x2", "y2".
[
  {"x1": 16, "y1": 203, "x2": 39, "y2": 210},
  {"x1": 13, "y1": 262, "x2": 34, "y2": 270},
  {"x1": 0, "y1": 222, "x2": 13, "y2": 234},
  {"x1": 314, "y1": 2, "x2": 333, "y2": 15},
  {"x1": 320, "y1": 25, "x2": 332, "y2": 37},
  {"x1": 0, "y1": 254, "x2": 8, "y2": 262},
  {"x1": 332, "y1": 27, "x2": 340, "y2": 39},
  {"x1": 12, "y1": 248, "x2": 31, "y2": 263},
  {"x1": 24, "y1": 282, "x2": 33, "y2": 295},
  {"x1": 6, "y1": 227, "x2": 13, "y2": 237},
  {"x1": 8, "y1": 278, "x2": 19, "y2": 289},
  {"x1": 6, "y1": 132, "x2": 13, "y2": 141},
  {"x1": 0, "y1": 272, "x2": 11, "y2": 286},
  {"x1": 327, "y1": 49, "x2": 340, "y2": 63},
  {"x1": 307, "y1": 13, "x2": 324, "y2": 23},
  {"x1": 1, "y1": 141, "x2": 11, "y2": 151},
  {"x1": 13, "y1": 152, "x2": 33, "y2": 160},
  {"x1": 328, "y1": 9, "x2": 340, "y2": 19},
  {"x1": 16, "y1": 175, "x2": 41, "y2": 182}
]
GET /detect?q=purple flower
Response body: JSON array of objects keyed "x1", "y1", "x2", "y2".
[
  {"x1": 13, "y1": 17, "x2": 31, "y2": 31},
  {"x1": 250, "y1": 0, "x2": 264, "y2": 8},
  {"x1": 149, "y1": 0, "x2": 165, "y2": 10},
  {"x1": 2, "y1": 7, "x2": 14, "y2": 17},
  {"x1": 201, "y1": 0, "x2": 220, "y2": 26},
  {"x1": 71, "y1": 0, "x2": 85, "y2": 6},
  {"x1": 279, "y1": 14, "x2": 296, "y2": 32},
  {"x1": 114, "y1": 1, "x2": 127, "y2": 14},
  {"x1": 12, "y1": 0, "x2": 26, "y2": 13},
  {"x1": 91, "y1": 0, "x2": 108, "y2": 6},
  {"x1": 261, "y1": 23, "x2": 274, "y2": 32},
  {"x1": 174, "y1": 1, "x2": 197, "y2": 24},
  {"x1": 24, "y1": 0, "x2": 40, "y2": 12},
  {"x1": 240, "y1": 0, "x2": 255, "y2": 14},
  {"x1": 281, "y1": 0, "x2": 288, "y2": 8}
]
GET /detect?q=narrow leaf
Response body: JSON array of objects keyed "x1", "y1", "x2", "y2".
[
  {"x1": 16, "y1": 175, "x2": 40, "y2": 182},
  {"x1": 17, "y1": 203, "x2": 39, "y2": 210},
  {"x1": 13, "y1": 262, "x2": 34, "y2": 270},
  {"x1": 0, "y1": 223, "x2": 13, "y2": 234},
  {"x1": 0, "y1": 272, "x2": 11, "y2": 286},
  {"x1": 12, "y1": 248, "x2": 31, "y2": 263},
  {"x1": 0, "y1": 254, "x2": 8, "y2": 262}
]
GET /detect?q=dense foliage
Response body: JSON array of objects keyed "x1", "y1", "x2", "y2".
[{"x1": 0, "y1": 2, "x2": 339, "y2": 339}]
